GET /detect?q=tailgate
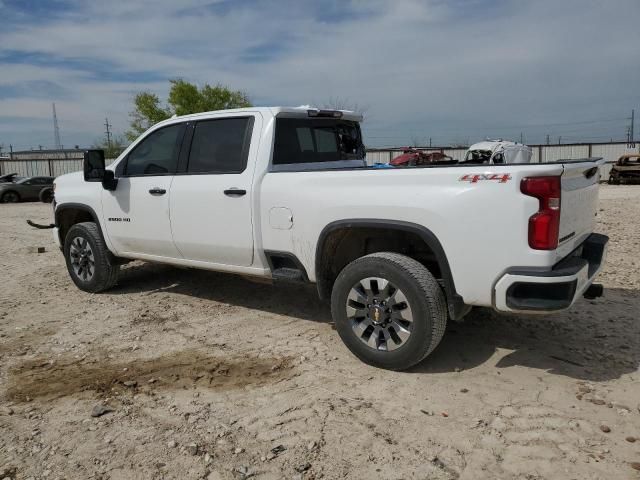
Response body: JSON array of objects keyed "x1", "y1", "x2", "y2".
[{"x1": 556, "y1": 159, "x2": 603, "y2": 260}]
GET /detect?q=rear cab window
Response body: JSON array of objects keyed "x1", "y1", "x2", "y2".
[{"x1": 272, "y1": 117, "x2": 366, "y2": 171}]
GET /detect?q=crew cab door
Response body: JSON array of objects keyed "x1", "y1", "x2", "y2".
[
  {"x1": 101, "y1": 123, "x2": 186, "y2": 258},
  {"x1": 169, "y1": 114, "x2": 259, "y2": 266}
]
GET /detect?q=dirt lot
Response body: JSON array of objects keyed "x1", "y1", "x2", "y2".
[{"x1": 1, "y1": 185, "x2": 639, "y2": 480}]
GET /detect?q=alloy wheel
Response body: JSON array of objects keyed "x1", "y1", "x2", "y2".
[
  {"x1": 345, "y1": 277, "x2": 414, "y2": 351},
  {"x1": 69, "y1": 236, "x2": 95, "y2": 281}
]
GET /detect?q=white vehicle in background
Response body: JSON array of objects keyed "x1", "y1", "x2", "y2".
[
  {"x1": 463, "y1": 139, "x2": 533, "y2": 164},
  {"x1": 48, "y1": 107, "x2": 607, "y2": 371}
]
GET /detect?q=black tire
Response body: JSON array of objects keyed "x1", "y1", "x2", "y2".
[
  {"x1": 331, "y1": 252, "x2": 447, "y2": 370},
  {"x1": 1, "y1": 191, "x2": 20, "y2": 203},
  {"x1": 39, "y1": 187, "x2": 54, "y2": 203},
  {"x1": 608, "y1": 176, "x2": 619, "y2": 185},
  {"x1": 63, "y1": 222, "x2": 119, "y2": 293}
]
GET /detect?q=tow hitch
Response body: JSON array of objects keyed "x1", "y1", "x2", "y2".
[
  {"x1": 26, "y1": 220, "x2": 55, "y2": 229},
  {"x1": 583, "y1": 283, "x2": 603, "y2": 300}
]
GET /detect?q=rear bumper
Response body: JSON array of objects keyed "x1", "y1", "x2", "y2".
[{"x1": 494, "y1": 233, "x2": 608, "y2": 313}]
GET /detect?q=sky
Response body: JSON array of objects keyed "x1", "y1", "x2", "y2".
[{"x1": 0, "y1": 0, "x2": 639, "y2": 151}]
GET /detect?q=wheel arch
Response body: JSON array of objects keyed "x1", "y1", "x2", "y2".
[
  {"x1": 55, "y1": 203, "x2": 106, "y2": 249},
  {"x1": 315, "y1": 219, "x2": 470, "y2": 320},
  {"x1": 1, "y1": 189, "x2": 21, "y2": 201}
]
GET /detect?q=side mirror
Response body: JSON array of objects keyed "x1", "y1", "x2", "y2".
[
  {"x1": 83, "y1": 149, "x2": 117, "y2": 191},
  {"x1": 102, "y1": 170, "x2": 118, "y2": 191}
]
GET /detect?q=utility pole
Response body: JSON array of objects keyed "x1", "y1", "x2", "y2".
[
  {"x1": 558, "y1": 136, "x2": 562, "y2": 145},
  {"x1": 546, "y1": 134, "x2": 550, "y2": 145},
  {"x1": 10, "y1": 144, "x2": 13, "y2": 159},
  {"x1": 52, "y1": 102, "x2": 62, "y2": 150},
  {"x1": 519, "y1": 132, "x2": 523, "y2": 144},
  {"x1": 429, "y1": 137, "x2": 432, "y2": 147},
  {"x1": 104, "y1": 118, "x2": 113, "y2": 149},
  {"x1": 630, "y1": 109, "x2": 635, "y2": 142}
]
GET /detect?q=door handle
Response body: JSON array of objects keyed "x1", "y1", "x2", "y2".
[
  {"x1": 224, "y1": 188, "x2": 247, "y2": 197},
  {"x1": 148, "y1": 188, "x2": 166, "y2": 195}
]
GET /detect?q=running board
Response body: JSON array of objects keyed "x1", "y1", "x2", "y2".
[{"x1": 271, "y1": 267, "x2": 307, "y2": 283}]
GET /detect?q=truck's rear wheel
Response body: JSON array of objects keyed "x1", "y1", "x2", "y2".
[
  {"x1": 331, "y1": 252, "x2": 447, "y2": 370},
  {"x1": 63, "y1": 222, "x2": 119, "y2": 293}
]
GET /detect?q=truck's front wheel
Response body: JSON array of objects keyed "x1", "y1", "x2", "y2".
[
  {"x1": 331, "y1": 252, "x2": 447, "y2": 370},
  {"x1": 63, "y1": 222, "x2": 119, "y2": 293}
]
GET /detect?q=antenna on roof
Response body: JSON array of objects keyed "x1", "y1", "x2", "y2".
[{"x1": 52, "y1": 102, "x2": 62, "y2": 150}]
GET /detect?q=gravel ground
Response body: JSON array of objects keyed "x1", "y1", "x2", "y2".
[{"x1": 1, "y1": 185, "x2": 639, "y2": 480}]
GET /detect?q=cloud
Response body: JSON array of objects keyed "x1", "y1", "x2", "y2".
[{"x1": 0, "y1": 0, "x2": 639, "y2": 149}]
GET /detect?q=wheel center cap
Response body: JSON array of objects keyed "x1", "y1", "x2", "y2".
[{"x1": 369, "y1": 306, "x2": 385, "y2": 325}]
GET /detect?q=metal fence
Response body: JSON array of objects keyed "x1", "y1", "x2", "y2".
[
  {"x1": 1, "y1": 141, "x2": 638, "y2": 179},
  {"x1": 0, "y1": 158, "x2": 83, "y2": 177},
  {"x1": 366, "y1": 141, "x2": 640, "y2": 178}
]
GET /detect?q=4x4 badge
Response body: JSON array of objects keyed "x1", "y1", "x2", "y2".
[{"x1": 459, "y1": 173, "x2": 511, "y2": 183}]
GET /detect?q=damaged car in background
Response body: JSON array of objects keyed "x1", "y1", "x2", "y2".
[
  {"x1": 608, "y1": 154, "x2": 640, "y2": 184},
  {"x1": 462, "y1": 139, "x2": 533, "y2": 164}
]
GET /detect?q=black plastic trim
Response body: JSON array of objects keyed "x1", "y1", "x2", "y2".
[
  {"x1": 506, "y1": 233, "x2": 608, "y2": 279},
  {"x1": 264, "y1": 250, "x2": 309, "y2": 282},
  {"x1": 54, "y1": 202, "x2": 102, "y2": 244},
  {"x1": 176, "y1": 122, "x2": 195, "y2": 173},
  {"x1": 506, "y1": 280, "x2": 577, "y2": 311},
  {"x1": 501, "y1": 233, "x2": 608, "y2": 311},
  {"x1": 315, "y1": 219, "x2": 469, "y2": 320}
]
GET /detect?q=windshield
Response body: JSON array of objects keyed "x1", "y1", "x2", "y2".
[{"x1": 463, "y1": 149, "x2": 492, "y2": 164}]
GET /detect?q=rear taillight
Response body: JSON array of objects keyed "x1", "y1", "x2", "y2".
[{"x1": 520, "y1": 176, "x2": 561, "y2": 250}]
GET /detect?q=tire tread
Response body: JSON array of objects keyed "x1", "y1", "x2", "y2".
[
  {"x1": 331, "y1": 251, "x2": 447, "y2": 370},
  {"x1": 64, "y1": 222, "x2": 119, "y2": 292}
]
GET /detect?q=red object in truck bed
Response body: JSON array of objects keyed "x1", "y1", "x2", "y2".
[{"x1": 390, "y1": 149, "x2": 455, "y2": 167}]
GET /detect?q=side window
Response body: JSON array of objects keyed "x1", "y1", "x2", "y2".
[
  {"x1": 125, "y1": 124, "x2": 184, "y2": 176},
  {"x1": 315, "y1": 128, "x2": 338, "y2": 152},
  {"x1": 187, "y1": 117, "x2": 252, "y2": 174}
]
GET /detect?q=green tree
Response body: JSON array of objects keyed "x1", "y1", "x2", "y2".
[
  {"x1": 92, "y1": 135, "x2": 128, "y2": 159},
  {"x1": 126, "y1": 80, "x2": 252, "y2": 141}
]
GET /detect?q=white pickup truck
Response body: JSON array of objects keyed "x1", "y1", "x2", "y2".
[{"x1": 50, "y1": 107, "x2": 608, "y2": 370}]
